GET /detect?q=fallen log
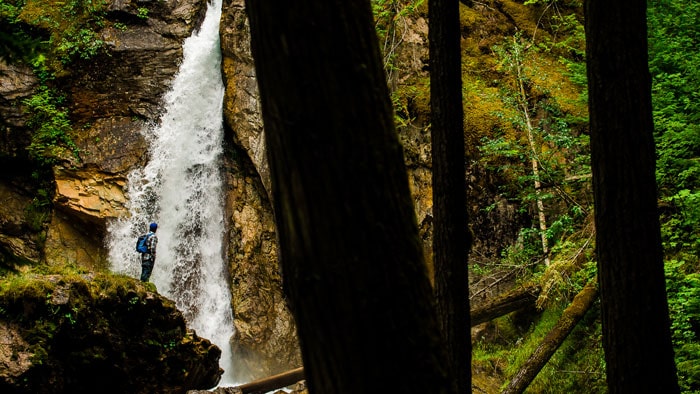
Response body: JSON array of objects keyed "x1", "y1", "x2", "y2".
[
  {"x1": 470, "y1": 283, "x2": 541, "y2": 326},
  {"x1": 231, "y1": 367, "x2": 305, "y2": 394},
  {"x1": 501, "y1": 279, "x2": 599, "y2": 394}
]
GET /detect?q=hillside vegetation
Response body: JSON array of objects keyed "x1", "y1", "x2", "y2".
[{"x1": 374, "y1": 0, "x2": 699, "y2": 392}]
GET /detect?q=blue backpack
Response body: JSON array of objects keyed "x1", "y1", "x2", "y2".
[{"x1": 136, "y1": 233, "x2": 152, "y2": 253}]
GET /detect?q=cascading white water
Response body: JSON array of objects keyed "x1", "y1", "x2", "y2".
[{"x1": 107, "y1": 0, "x2": 236, "y2": 386}]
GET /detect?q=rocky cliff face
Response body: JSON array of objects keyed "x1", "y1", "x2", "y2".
[
  {"x1": 0, "y1": 0, "x2": 302, "y2": 382},
  {"x1": 0, "y1": 273, "x2": 222, "y2": 393},
  {"x1": 219, "y1": 0, "x2": 301, "y2": 378},
  {"x1": 0, "y1": 0, "x2": 209, "y2": 267},
  {"x1": 44, "y1": 0, "x2": 210, "y2": 269},
  {"x1": 0, "y1": 60, "x2": 44, "y2": 265}
]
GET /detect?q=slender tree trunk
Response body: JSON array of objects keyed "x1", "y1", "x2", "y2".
[
  {"x1": 585, "y1": 0, "x2": 679, "y2": 392},
  {"x1": 512, "y1": 38, "x2": 550, "y2": 266},
  {"x1": 501, "y1": 280, "x2": 598, "y2": 394},
  {"x1": 429, "y1": 0, "x2": 471, "y2": 392},
  {"x1": 245, "y1": 1, "x2": 451, "y2": 393}
]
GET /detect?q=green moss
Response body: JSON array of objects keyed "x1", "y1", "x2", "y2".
[
  {"x1": 525, "y1": 306, "x2": 605, "y2": 393},
  {"x1": 0, "y1": 272, "x2": 56, "y2": 306},
  {"x1": 17, "y1": 0, "x2": 107, "y2": 72}
]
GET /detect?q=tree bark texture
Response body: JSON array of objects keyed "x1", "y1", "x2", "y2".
[
  {"x1": 585, "y1": 0, "x2": 679, "y2": 392},
  {"x1": 429, "y1": 0, "x2": 472, "y2": 392},
  {"x1": 470, "y1": 284, "x2": 540, "y2": 327},
  {"x1": 501, "y1": 280, "x2": 598, "y2": 394},
  {"x1": 245, "y1": 1, "x2": 450, "y2": 393}
]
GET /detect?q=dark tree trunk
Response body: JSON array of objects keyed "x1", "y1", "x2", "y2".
[
  {"x1": 501, "y1": 280, "x2": 598, "y2": 394},
  {"x1": 429, "y1": 0, "x2": 471, "y2": 392},
  {"x1": 585, "y1": 0, "x2": 679, "y2": 392},
  {"x1": 245, "y1": 1, "x2": 450, "y2": 393}
]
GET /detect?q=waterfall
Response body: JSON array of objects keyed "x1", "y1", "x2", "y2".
[{"x1": 107, "y1": 0, "x2": 237, "y2": 385}]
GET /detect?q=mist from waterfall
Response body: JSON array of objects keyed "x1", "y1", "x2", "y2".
[{"x1": 106, "y1": 0, "x2": 237, "y2": 385}]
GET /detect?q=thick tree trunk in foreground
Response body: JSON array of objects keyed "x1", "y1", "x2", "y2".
[
  {"x1": 585, "y1": 0, "x2": 679, "y2": 392},
  {"x1": 501, "y1": 280, "x2": 598, "y2": 394},
  {"x1": 429, "y1": 0, "x2": 471, "y2": 392},
  {"x1": 470, "y1": 284, "x2": 540, "y2": 327},
  {"x1": 245, "y1": 1, "x2": 450, "y2": 393}
]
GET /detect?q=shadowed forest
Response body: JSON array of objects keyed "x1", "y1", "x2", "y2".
[{"x1": 0, "y1": 0, "x2": 698, "y2": 392}]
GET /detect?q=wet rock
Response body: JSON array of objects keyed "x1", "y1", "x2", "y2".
[
  {"x1": 220, "y1": 0, "x2": 270, "y2": 195},
  {"x1": 223, "y1": 153, "x2": 302, "y2": 380},
  {"x1": 0, "y1": 182, "x2": 43, "y2": 265},
  {"x1": 0, "y1": 61, "x2": 36, "y2": 160}
]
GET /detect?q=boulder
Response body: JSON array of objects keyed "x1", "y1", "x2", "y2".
[{"x1": 0, "y1": 273, "x2": 222, "y2": 394}]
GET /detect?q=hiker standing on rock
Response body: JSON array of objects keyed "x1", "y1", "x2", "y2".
[{"x1": 137, "y1": 222, "x2": 158, "y2": 282}]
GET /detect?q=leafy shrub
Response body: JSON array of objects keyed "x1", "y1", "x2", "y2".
[
  {"x1": 665, "y1": 260, "x2": 700, "y2": 392},
  {"x1": 23, "y1": 84, "x2": 79, "y2": 166}
]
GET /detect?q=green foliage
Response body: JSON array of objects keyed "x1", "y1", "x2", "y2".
[
  {"x1": 371, "y1": 0, "x2": 429, "y2": 133},
  {"x1": 501, "y1": 227, "x2": 546, "y2": 269},
  {"x1": 545, "y1": 214, "x2": 573, "y2": 244},
  {"x1": 2, "y1": 0, "x2": 108, "y2": 71},
  {"x1": 525, "y1": 306, "x2": 605, "y2": 393},
  {"x1": 648, "y1": 0, "x2": 700, "y2": 259},
  {"x1": 23, "y1": 83, "x2": 80, "y2": 166},
  {"x1": 0, "y1": 0, "x2": 42, "y2": 62},
  {"x1": 472, "y1": 4, "x2": 602, "y2": 390},
  {"x1": 665, "y1": 260, "x2": 700, "y2": 392},
  {"x1": 661, "y1": 189, "x2": 700, "y2": 256},
  {"x1": 390, "y1": 86, "x2": 417, "y2": 128},
  {"x1": 569, "y1": 259, "x2": 597, "y2": 291},
  {"x1": 371, "y1": 0, "x2": 424, "y2": 81},
  {"x1": 56, "y1": 27, "x2": 104, "y2": 61},
  {"x1": 25, "y1": 188, "x2": 52, "y2": 231},
  {"x1": 481, "y1": 31, "x2": 590, "y2": 264},
  {"x1": 136, "y1": 7, "x2": 148, "y2": 19},
  {"x1": 489, "y1": 33, "x2": 590, "y2": 188},
  {"x1": 472, "y1": 304, "x2": 605, "y2": 393},
  {"x1": 647, "y1": 5, "x2": 700, "y2": 391},
  {"x1": 53, "y1": 0, "x2": 107, "y2": 65}
]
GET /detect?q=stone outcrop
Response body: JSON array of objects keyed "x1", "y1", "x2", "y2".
[
  {"x1": 0, "y1": 61, "x2": 44, "y2": 265},
  {"x1": 43, "y1": 210, "x2": 109, "y2": 271},
  {"x1": 52, "y1": 0, "x2": 209, "y2": 223},
  {"x1": 220, "y1": 0, "x2": 269, "y2": 195},
  {"x1": 223, "y1": 152, "x2": 301, "y2": 380},
  {"x1": 0, "y1": 182, "x2": 43, "y2": 264},
  {"x1": 0, "y1": 274, "x2": 222, "y2": 393},
  {"x1": 0, "y1": 61, "x2": 37, "y2": 161}
]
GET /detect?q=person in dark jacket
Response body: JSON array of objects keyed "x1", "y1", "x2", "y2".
[{"x1": 140, "y1": 222, "x2": 158, "y2": 282}]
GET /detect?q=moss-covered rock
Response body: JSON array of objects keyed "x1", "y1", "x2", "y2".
[{"x1": 0, "y1": 272, "x2": 222, "y2": 394}]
